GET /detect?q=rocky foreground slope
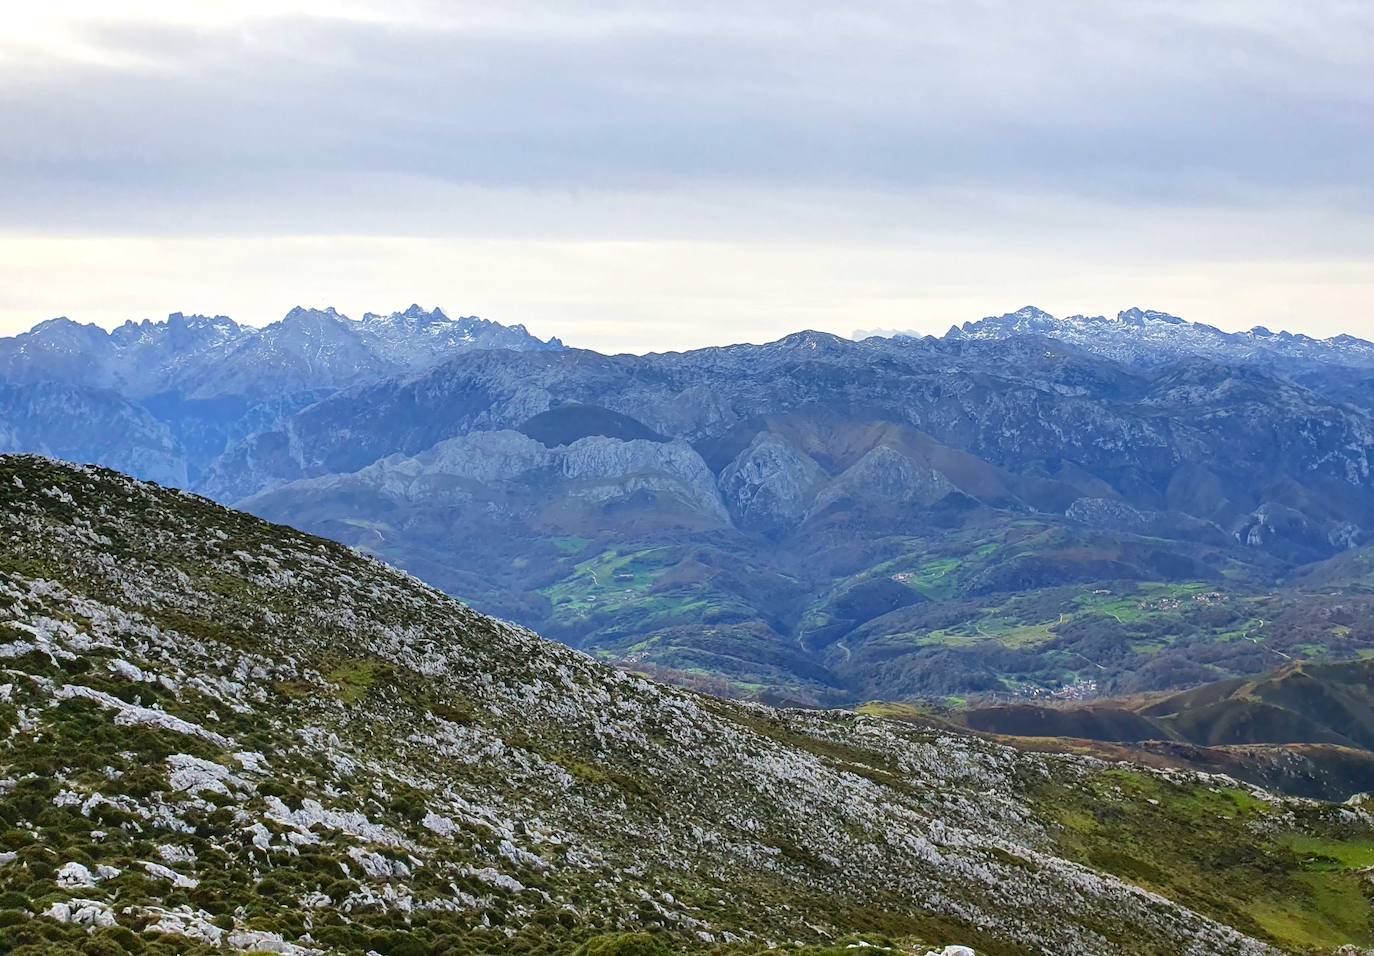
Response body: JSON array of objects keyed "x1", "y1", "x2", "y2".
[{"x1": 1, "y1": 456, "x2": 1373, "y2": 954}]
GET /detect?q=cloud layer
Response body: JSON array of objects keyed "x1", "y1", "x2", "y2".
[{"x1": 2, "y1": 2, "x2": 1372, "y2": 346}]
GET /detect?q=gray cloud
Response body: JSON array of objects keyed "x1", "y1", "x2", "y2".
[
  {"x1": 1, "y1": 2, "x2": 1371, "y2": 346},
  {"x1": 3, "y1": 1, "x2": 1372, "y2": 230}
]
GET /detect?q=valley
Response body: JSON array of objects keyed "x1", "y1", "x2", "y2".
[{"x1": 7, "y1": 306, "x2": 1374, "y2": 709}]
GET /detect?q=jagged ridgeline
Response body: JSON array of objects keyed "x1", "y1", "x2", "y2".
[{"x1": 3, "y1": 456, "x2": 1374, "y2": 955}]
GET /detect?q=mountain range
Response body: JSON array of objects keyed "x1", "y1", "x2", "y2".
[
  {"x1": 5, "y1": 305, "x2": 1374, "y2": 706},
  {"x1": 862, "y1": 305, "x2": 1374, "y2": 376},
  {"x1": 0, "y1": 305, "x2": 563, "y2": 486},
  {"x1": 4, "y1": 454, "x2": 1374, "y2": 954}
]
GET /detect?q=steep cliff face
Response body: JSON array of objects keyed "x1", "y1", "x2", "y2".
[
  {"x1": 4, "y1": 455, "x2": 1371, "y2": 954},
  {"x1": 718, "y1": 432, "x2": 827, "y2": 535},
  {"x1": 245, "y1": 430, "x2": 729, "y2": 524},
  {"x1": 808, "y1": 445, "x2": 957, "y2": 517}
]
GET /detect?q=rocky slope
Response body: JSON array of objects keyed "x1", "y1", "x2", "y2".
[{"x1": 3, "y1": 455, "x2": 1374, "y2": 954}]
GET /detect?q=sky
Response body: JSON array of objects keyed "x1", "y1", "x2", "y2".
[{"x1": 1, "y1": 2, "x2": 1372, "y2": 353}]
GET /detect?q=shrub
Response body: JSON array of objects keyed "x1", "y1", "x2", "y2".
[
  {"x1": 572, "y1": 933, "x2": 671, "y2": 956},
  {"x1": 79, "y1": 937, "x2": 126, "y2": 956},
  {"x1": 88, "y1": 925, "x2": 143, "y2": 952}
]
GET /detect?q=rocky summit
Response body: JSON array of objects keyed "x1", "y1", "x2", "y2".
[{"x1": 2, "y1": 454, "x2": 1374, "y2": 954}]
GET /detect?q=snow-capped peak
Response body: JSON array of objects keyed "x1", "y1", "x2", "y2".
[
  {"x1": 280, "y1": 305, "x2": 347, "y2": 325},
  {"x1": 946, "y1": 306, "x2": 1374, "y2": 371},
  {"x1": 1115, "y1": 307, "x2": 1185, "y2": 326},
  {"x1": 361, "y1": 304, "x2": 460, "y2": 328},
  {"x1": 860, "y1": 306, "x2": 1374, "y2": 374},
  {"x1": 0, "y1": 304, "x2": 567, "y2": 401}
]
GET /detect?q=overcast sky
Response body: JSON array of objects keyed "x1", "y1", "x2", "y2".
[{"x1": 2, "y1": 2, "x2": 1372, "y2": 352}]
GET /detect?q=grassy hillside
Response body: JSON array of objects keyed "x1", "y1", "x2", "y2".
[
  {"x1": 1, "y1": 455, "x2": 1372, "y2": 953},
  {"x1": 927, "y1": 659, "x2": 1374, "y2": 800}
]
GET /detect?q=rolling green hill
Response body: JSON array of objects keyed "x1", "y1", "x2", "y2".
[{"x1": 943, "y1": 659, "x2": 1374, "y2": 800}]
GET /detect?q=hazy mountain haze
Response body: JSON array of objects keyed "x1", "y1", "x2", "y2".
[{"x1": 9, "y1": 7, "x2": 1374, "y2": 952}]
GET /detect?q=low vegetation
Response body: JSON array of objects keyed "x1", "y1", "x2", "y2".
[{"x1": 1, "y1": 456, "x2": 1371, "y2": 953}]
